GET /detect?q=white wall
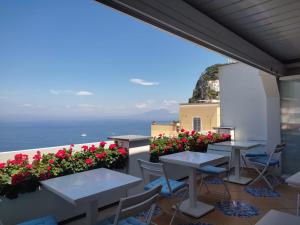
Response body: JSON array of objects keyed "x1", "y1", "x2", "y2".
[{"x1": 219, "y1": 62, "x2": 281, "y2": 151}]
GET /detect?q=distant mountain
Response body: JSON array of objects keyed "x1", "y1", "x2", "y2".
[
  {"x1": 189, "y1": 64, "x2": 225, "y2": 103},
  {"x1": 132, "y1": 109, "x2": 178, "y2": 121}
]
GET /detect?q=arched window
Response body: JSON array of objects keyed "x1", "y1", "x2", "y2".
[{"x1": 193, "y1": 117, "x2": 201, "y2": 131}]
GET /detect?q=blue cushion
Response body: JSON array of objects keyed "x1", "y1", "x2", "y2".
[
  {"x1": 144, "y1": 177, "x2": 186, "y2": 197},
  {"x1": 17, "y1": 216, "x2": 56, "y2": 225},
  {"x1": 97, "y1": 216, "x2": 147, "y2": 225},
  {"x1": 249, "y1": 156, "x2": 279, "y2": 166},
  {"x1": 245, "y1": 151, "x2": 267, "y2": 157},
  {"x1": 198, "y1": 165, "x2": 227, "y2": 174}
]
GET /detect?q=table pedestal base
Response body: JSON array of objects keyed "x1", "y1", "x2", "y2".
[
  {"x1": 180, "y1": 199, "x2": 214, "y2": 218},
  {"x1": 224, "y1": 175, "x2": 252, "y2": 184}
]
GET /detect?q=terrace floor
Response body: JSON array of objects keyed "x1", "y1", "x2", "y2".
[{"x1": 68, "y1": 169, "x2": 299, "y2": 225}]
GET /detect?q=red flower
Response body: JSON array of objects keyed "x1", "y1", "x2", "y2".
[
  {"x1": 11, "y1": 173, "x2": 27, "y2": 185},
  {"x1": 81, "y1": 145, "x2": 89, "y2": 151},
  {"x1": 33, "y1": 151, "x2": 42, "y2": 161},
  {"x1": 118, "y1": 148, "x2": 127, "y2": 156},
  {"x1": 99, "y1": 141, "x2": 106, "y2": 148},
  {"x1": 150, "y1": 144, "x2": 156, "y2": 149},
  {"x1": 70, "y1": 144, "x2": 75, "y2": 147},
  {"x1": 181, "y1": 138, "x2": 188, "y2": 143},
  {"x1": 26, "y1": 164, "x2": 33, "y2": 169},
  {"x1": 180, "y1": 128, "x2": 185, "y2": 132},
  {"x1": 159, "y1": 133, "x2": 163, "y2": 137},
  {"x1": 13, "y1": 153, "x2": 28, "y2": 165},
  {"x1": 95, "y1": 152, "x2": 107, "y2": 159},
  {"x1": 109, "y1": 144, "x2": 117, "y2": 150},
  {"x1": 55, "y1": 150, "x2": 66, "y2": 159},
  {"x1": 0, "y1": 163, "x2": 5, "y2": 169},
  {"x1": 49, "y1": 159, "x2": 54, "y2": 164},
  {"x1": 85, "y1": 158, "x2": 93, "y2": 165},
  {"x1": 191, "y1": 130, "x2": 196, "y2": 135},
  {"x1": 89, "y1": 145, "x2": 97, "y2": 152},
  {"x1": 47, "y1": 166, "x2": 51, "y2": 171},
  {"x1": 185, "y1": 131, "x2": 190, "y2": 135}
]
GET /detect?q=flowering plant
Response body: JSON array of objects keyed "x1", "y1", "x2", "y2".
[
  {"x1": 150, "y1": 130, "x2": 231, "y2": 162},
  {"x1": 0, "y1": 142, "x2": 128, "y2": 199}
]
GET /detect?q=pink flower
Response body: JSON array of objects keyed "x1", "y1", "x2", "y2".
[
  {"x1": 180, "y1": 128, "x2": 185, "y2": 132},
  {"x1": 47, "y1": 166, "x2": 51, "y2": 171},
  {"x1": 118, "y1": 148, "x2": 127, "y2": 156},
  {"x1": 109, "y1": 144, "x2": 117, "y2": 150},
  {"x1": 70, "y1": 144, "x2": 75, "y2": 147},
  {"x1": 85, "y1": 158, "x2": 93, "y2": 165},
  {"x1": 95, "y1": 152, "x2": 107, "y2": 159},
  {"x1": 99, "y1": 141, "x2": 106, "y2": 148},
  {"x1": 49, "y1": 159, "x2": 54, "y2": 164},
  {"x1": 0, "y1": 163, "x2": 6, "y2": 169}
]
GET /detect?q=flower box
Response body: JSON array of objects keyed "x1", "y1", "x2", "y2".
[
  {"x1": 150, "y1": 129, "x2": 231, "y2": 162},
  {"x1": 0, "y1": 142, "x2": 128, "y2": 199}
]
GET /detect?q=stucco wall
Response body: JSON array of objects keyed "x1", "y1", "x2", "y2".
[
  {"x1": 179, "y1": 104, "x2": 220, "y2": 131},
  {"x1": 151, "y1": 124, "x2": 177, "y2": 137},
  {"x1": 219, "y1": 62, "x2": 280, "y2": 151}
]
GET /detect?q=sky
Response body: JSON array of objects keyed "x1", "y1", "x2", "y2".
[{"x1": 0, "y1": 0, "x2": 227, "y2": 121}]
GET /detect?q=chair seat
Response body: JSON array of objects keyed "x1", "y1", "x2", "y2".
[
  {"x1": 249, "y1": 156, "x2": 279, "y2": 166},
  {"x1": 17, "y1": 216, "x2": 56, "y2": 225},
  {"x1": 245, "y1": 151, "x2": 267, "y2": 157},
  {"x1": 198, "y1": 165, "x2": 227, "y2": 174},
  {"x1": 144, "y1": 177, "x2": 186, "y2": 197},
  {"x1": 97, "y1": 216, "x2": 147, "y2": 225}
]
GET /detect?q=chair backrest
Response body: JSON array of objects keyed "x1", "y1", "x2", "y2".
[
  {"x1": 113, "y1": 185, "x2": 162, "y2": 225},
  {"x1": 137, "y1": 159, "x2": 172, "y2": 194},
  {"x1": 266, "y1": 143, "x2": 286, "y2": 166}
]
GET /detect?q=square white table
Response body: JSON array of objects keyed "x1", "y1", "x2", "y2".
[
  {"x1": 213, "y1": 141, "x2": 260, "y2": 184},
  {"x1": 41, "y1": 168, "x2": 141, "y2": 225},
  {"x1": 160, "y1": 151, "x2": 227, "y2": 218},
  {"x1": 255, "y1": 209, "x2": 300, "y2": 225},
  {"x1": 286, "y1": 171, "x2": 300, "y2": 216}
]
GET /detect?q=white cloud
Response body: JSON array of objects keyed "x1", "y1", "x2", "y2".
[
  {"x1": 130, "y1": 78, "x2": 159, "y2": 86},
  {"x1": 76, "y1": 91, "x2": 93, "y2": 96},
  {"x1": 21, "y1": 103, "x2": 32, "y2": 107},
  {"x1": 49, "y1": 89, "x2": 73, "y2": 95},
  {"x1": 135, "y1": 103, "x2": 147, "y2": 109},
  {"x1": 163, "y1": 100, "x2": 178, "y2": 106}
]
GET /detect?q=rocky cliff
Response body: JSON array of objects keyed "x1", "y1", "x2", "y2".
[{"x1": 189, "y1": 64, "x2": 224, "y2": 103}]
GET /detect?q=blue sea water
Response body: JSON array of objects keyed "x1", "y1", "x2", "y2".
[{"x1": 0, "y1": 120, "x2": 153, "y2": 152}]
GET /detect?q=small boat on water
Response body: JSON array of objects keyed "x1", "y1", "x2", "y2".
[{"x1": 80, "y1": 133, "x2": 87, "y2": 137}]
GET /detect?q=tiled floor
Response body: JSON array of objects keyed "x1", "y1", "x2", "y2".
[
  {"x1": 151, "y1": 170, "x2": 299, "y2": 225},
  {"x1": 69, "y1": 169, "x2": 299, "y2": 225}
]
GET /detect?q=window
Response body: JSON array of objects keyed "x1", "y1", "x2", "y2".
[{"x1": 193, "y1": 117, "x2": 201, "y2": 131}]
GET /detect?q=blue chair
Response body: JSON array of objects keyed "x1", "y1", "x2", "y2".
[
  {"x1": 96, "y1": 185, "x2": 162, "y2": 225},
  {"x1": 247, "y1": 143, "x2": 285, "y2": 190},
  {"x1": 241, "y1": 140, "x2": 267, "y2": 169},
  {"x1": 17, "y1": 216, "x2": 57, "y2": 225},
  {"x1": 197, "y1": 161, "x2": 231, "y2": 199},
  {"x1": 137, "y1": 159, "x2": 188, "y2": 225}
]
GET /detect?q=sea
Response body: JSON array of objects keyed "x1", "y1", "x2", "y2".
[{"x1": 0, "y1": 120, "x2": 155, "y2": 152}]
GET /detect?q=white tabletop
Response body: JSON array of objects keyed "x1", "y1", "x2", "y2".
[
  {"x1": 286, "y1": 171, "x2": 300, "y2": 187},
  {"x1": 107, "y1": 135, "x2": 151, "y2": 141},
  {"x1": 255, "y1": 209, "x2": 300, "y2": 225},
  {"x1": 213, "y1": 141, "x2": 260, "y2": 149},
  {"x1": 41, "y1": 168, "x2": 141, "y2": 205},
  {"x1": 159, "y1": 151, "x2": 227, "y2": 168}
]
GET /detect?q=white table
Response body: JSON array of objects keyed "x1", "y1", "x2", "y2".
[
  {"x1": 286, "y1": 171, "x2": 300, "y2": 216},
  {"x1": 255, "y1": 209, "x2": 300, "y2": 225},
  {"x1": 213, "y1": 141, "x2": 260, "y2": 184},
  {"x1": 160, "y1": 151, "x2": 227, "y2": 218},
  {"x1": 41, "y1": 168, "x2": 141, "y2": 225}
]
